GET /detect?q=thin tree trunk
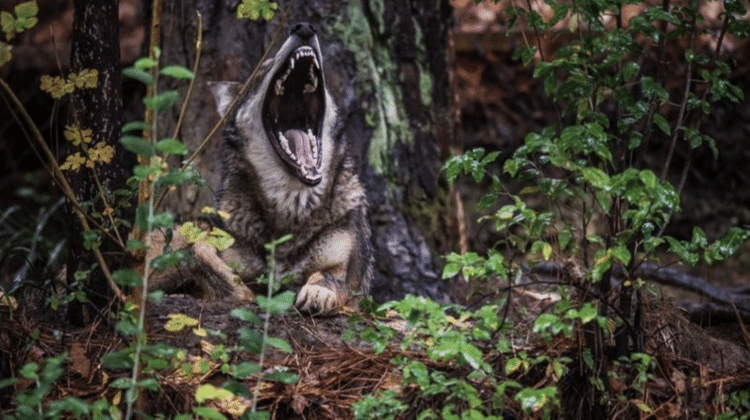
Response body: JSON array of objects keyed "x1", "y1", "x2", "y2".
[{"x1": 66, "y1": 0, "x2": 130, "y2": 324}]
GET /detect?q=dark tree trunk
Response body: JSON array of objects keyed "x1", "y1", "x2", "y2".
[
  {"x1": 66, "y1": 0, "x2": 131, "y2": 324},
  {"x1": 158, "y1": 0, "x2": 453, "y2": 302}
]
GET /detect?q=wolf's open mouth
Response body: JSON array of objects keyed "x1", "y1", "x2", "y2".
[{"x1": 263, "y1": 46, "x2": 325, "y2": 185}]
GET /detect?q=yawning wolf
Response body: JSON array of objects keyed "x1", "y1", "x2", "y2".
[{"x1": 148, "y1": 22, "x2": 372, "y2": 314}]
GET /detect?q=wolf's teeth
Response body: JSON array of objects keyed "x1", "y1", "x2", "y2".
[
  {"x1": 278, "y1": 132, "x2": 294, "y2": 158},
  {"x1": 308, "y1": 129, "x2": 318, "y2": 160},
  {"x1": 275, "y1": 79, "x2": 284, "y2": 96},
  {"x1": 290, "y1": 57, "x2": 295, "y2": 70},
  {"x1": 303, "y1": 67, "x2": 318, "y2": 93}
]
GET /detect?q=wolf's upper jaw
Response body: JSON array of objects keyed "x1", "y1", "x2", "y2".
[{"x1": 262, "y1": 44, "x2": 325, "y2": 185}]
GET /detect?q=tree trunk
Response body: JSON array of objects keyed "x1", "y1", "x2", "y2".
[
  {"x1": 157, "y1": 0, "x2": 454, "y2": 302},
  {"x1": 66, "y1": 0, "x2": 131, "y2": 324}
]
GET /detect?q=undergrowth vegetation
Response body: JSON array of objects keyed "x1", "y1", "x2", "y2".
[{"x1": 1, "y1": 0, "x2": 749, "y2": 418}]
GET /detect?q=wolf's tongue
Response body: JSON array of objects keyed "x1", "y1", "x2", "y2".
[{"x1": 284, "y1": 129, "x2": 315, "y2": 169}]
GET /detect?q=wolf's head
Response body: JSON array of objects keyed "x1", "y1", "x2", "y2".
[{"x1": 211, "y1": 22, "x2": 336, "y2": 189}]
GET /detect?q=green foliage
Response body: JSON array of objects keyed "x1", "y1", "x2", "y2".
[
  {"x1": 363, "y1": 0, "x2": 749, "y2": 416},
  {"x1": 1, "y1": 1, "x2": 38, "y2": 41},
  {"x1": 236, "y1": 0, "x2": 278, "y2": 21}
]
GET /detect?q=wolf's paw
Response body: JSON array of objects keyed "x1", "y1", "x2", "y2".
[{"x1": 295, "y1": 272, "x2": 338, "y2": 314}]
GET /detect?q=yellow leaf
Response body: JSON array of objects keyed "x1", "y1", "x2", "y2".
[
  {"x1": 64, "y1": 125, "x2": 93, "y2": 146},
  {"x1": 1, "y1": 11, "x2": 15, "y2": 40},
  {"x1": 112, "y1": 390, "x2": 121, "y2": 405},
  {"x1": 179, "y1": 222, "x2": 206, "y2": 243},
  {"x1": 195, "y1": 383, "x2": 234, "y2": 403},
  {"x1": 206, "y1": 227, "x2": 234, "y2": 251},
  {"x1": 60, "y1": 152, "x2": 86, "y2": 171},
  {"x1": 69, "y1": 68, "x2": 99, "y2": 89},
  {"x1": 88, "y1": 142, "x2": 114, "y2": 163},
  {"x1": 40, "y1": 75, "x2": 74, "y2": 99},
  {"x1": 164, "y1": 313, "x2": 199, "y2": 332},
  {"x1": 0, "y1": 42, "x2": 11, "y2": 67},
  {"x1": 0, "y1": 292, "x2": 18, "y2": 309}
]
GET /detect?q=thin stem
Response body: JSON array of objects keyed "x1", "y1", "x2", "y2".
[
  {"x1": 0, "y1": 76, "x2": 125, "y2": 303},
  {"x1": 170, "y1": 11, "x2": 203, "y2": 141},
  {"x1": 660, "y1": 12, "x2": 696, "y2": 179}
]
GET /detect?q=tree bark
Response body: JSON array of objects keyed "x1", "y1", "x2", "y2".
[
  {"x1": 157, "y1": 0, "x2": 453, "y2": 302},
  {"x1": 66, "y1": 0, "x2": 131, "y2": 324}
]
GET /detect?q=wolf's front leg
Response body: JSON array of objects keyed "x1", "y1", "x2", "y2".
[{"x1": 292, "y1": 229, "x2": 370, "y2": 314}]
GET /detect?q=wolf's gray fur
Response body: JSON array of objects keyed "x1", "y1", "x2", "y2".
[{"x1": 150, "y1": 22, "x2": 372, "y2": 313}]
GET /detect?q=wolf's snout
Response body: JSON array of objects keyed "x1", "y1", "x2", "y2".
[{"x1": 291, "y1": 22, "x2": 315, "y2": 39}]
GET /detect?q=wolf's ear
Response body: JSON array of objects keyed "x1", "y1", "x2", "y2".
[{"x1": 208, "y1": 82, "x2": 242, "y2": 117}]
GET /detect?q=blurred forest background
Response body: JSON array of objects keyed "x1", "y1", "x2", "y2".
[
  {"x1": 1, "y1": 0, "x2": 750, "y2": 418},
  {"x1": 1, "y1": 0, "x2": 749, "y2": 292}
]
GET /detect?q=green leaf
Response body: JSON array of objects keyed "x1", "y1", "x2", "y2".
[
  {"x1": 155, "y1": 168, "x2": 203, "y2": 189},
  {"x1": 581, "y1": 167, "x2": 610, "y2": 190},
  {"x1": 504, "y1": 357, "x2": 523, "y2": 375},
  {"x1": 112, "y1": 269, "x2": 142, "y2": 287},
  {"x1": 233, "y1": 361, "x2": 261, "y2": 379},
  {"x1": 123, "y1": 67, "x2": 154, "y2": 85},
  {"x1": 459, "y1": 343, "x2": 484, "y2": 370},
  {"x1": 652, "y1": 113, "x2": 671, "y2": 135},
  {"x1": 621, "y1": 61, "x2": 639, "y2": 81},
  {"x1": 15, "y1": 2, "x2": 39, "y2": 19},
  {"x1": 641, "y1": 76, "x2": 668, "y2": 102},
  {"x1": 577, "y1": 303, "x2": 598, "y2": 324},
  {"x1": 230, "y1": 307, "x2": 262, "y2": 324},
  {"x1": 134, "y1": 57, "x2": 157, "y2": 70},
  {"x1": 150, "y1": 250, "x2": 186, "y2": 270},
  {"x1": 109, "y1": 377, "x2": 134, "y2": 389},
  {"x1": 102, "y1": 351, "x2": 134, "y2": 370},
  {"x1": 144, "y1": 90, "x2": 179, "y2": 111},
  {"x1": 265, "y1": 337, "x2": 292, "y2": 353},
  {"x1": 120, "y1": 135, "x2": 154, "y2": 156},
  {"x1": 639, "y1": 169, "x2": 657, "y2": 190},
  {"x1": 19, "y1": 362, "x2": 39, "y2": 380},
  {"x1": 155, "y1": 138, "x2": 188, "y2": 155},
  {"x1": 442, "y1": 262, "x2": 461, "y2": 279},
  {"x1": 257, "y1": 291, "x2": 295, "y2": 315},
  {"x1": 610, "y1": 245, "x2": 631, "y2": 265},
  {"x1": 264, "y1": 370, "x2": 299, "y2": 384},
  {"x1": 193, "y1": 406, "x2": 228, "y2": 420},
  {"x1": 122, "y1": 120, "x2": 147, "y2": 133},
  {"x1": 591, "y1": 251, "x2": 612, "y2": 282},
  {"x1": 531, "y1": 240, "x2": 553, "y2": 260},
  {"x1": 160, "y1": 65, "x2": 194, "y2": 80}
]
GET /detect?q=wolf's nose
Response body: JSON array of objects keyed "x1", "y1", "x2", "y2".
[{"x1": 291, "y1": 22, "x2": 315, "y2": 40}]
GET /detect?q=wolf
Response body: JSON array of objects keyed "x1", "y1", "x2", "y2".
[{"x1": 148, "y1": 22, "x2": 372, "y2": 314}]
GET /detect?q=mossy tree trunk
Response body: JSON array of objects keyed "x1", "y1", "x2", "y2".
[
  {"x1": 66, "y1": 0, "x2": 132, "y2": 324},
  {"x1": 158, "y1": 0, "x2": 453, "y2": 302}
]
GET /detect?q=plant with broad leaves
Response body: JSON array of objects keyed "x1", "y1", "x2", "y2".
[{"x1": 236, "y1": 0, "x2": 278, "y2": 21}]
